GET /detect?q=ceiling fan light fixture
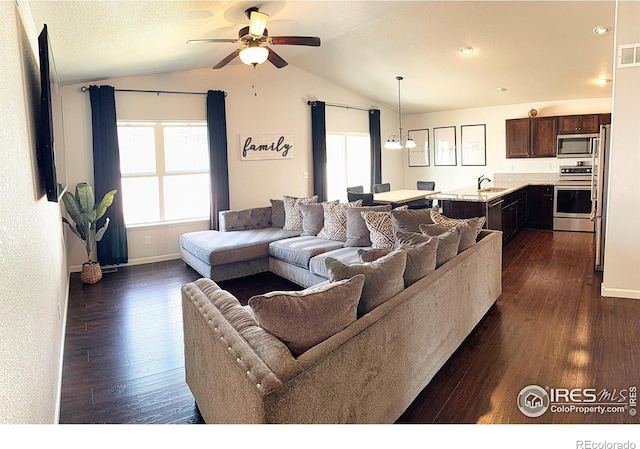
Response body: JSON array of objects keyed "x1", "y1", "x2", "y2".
[
  {"x1": 248, "y1": 10, "x2": 269, "y2": 36},
  {"x1": 239, "y1": 45, "x2": 269, "y2": 66}
]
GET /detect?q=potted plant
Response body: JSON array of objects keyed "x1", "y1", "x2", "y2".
[{"x1": 62, "y1": 182, "x2": 117, "y2": 284}]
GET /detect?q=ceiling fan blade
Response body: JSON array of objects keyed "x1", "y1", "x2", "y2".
[
  {"x1": 270, "y1": 36, "x2": 321, "y2": 47},
  {"x1": 267, "y1": 47, "x2": 288, "y2": 69},
  {"x1": 213, "y1": 49, "x2": 241, "y2": 69},
  {"x1": 187, "y1": 38, "x2": 237, "y2": 44}
]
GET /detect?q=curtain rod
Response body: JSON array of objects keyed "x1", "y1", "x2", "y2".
[
  {"x1": 79, "y1": 86, "x2": 223, "y2": 96},
  {"x1": 307, "y1": 100, "x2": 377, "y2": 112}
]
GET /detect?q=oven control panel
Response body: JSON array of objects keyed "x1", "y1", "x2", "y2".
[{"x1": 560, "y1": 166, "x2": 593, "y2": 175}]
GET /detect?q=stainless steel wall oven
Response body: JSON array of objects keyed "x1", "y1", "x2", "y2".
[{"x1": 553, "y1": 165, "x2": 595, "y2": 232}]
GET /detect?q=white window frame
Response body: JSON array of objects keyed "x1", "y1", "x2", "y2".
[{"x1": 117, "y1": 120, "x2": 210, "y2": 227}]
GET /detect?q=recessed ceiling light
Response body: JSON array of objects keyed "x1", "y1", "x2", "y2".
[
  {"x1": 593, "y1": 26, "x2": 610, "y2": 36},
  {"x1": 495, "y1": 87, "x2": 507, "y2": 92},
  {"x1": 459, "y1": 46, "x2": 474, "y2": 55}
]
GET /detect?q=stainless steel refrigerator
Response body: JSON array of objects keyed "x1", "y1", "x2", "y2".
[{"x1": 592, "y1": 124, "x2": 611, "y2": 271}]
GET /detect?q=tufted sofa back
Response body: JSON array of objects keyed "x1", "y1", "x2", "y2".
[{"x1": 219, "y1": 206, "x2": 273, "y2": 231}]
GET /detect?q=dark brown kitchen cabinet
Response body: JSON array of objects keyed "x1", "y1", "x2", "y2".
[
  {"x1": 557, "y1": 114, "x2": 600, "y2": 134},
  {"x1": 530, "y1": 117, "x2": 558, "y2": 157},
  {"x1": 526, "y1": 184, "x2": 554, "y2": 229},
  {"x1": 505, "y1": 118, "x2": 530, "y2": 158},
  {"x1": 506, "y1": 117, "x2": 557, "y2": 158},
  {"x1": 501, "y1": 188, "x2": 527, "y2": 243},
  {"x1": 438, "y1": 187, "x2": 528, "y2": 245}
]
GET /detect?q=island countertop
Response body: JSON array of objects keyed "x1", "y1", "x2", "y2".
[{"x1": 432, "y1": 181, "x2": 552, "y2": 203}]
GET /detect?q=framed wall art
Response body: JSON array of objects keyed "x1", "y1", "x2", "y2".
[
  {"x1": 461, "y1": 124, "x2": 486, "y2": 166},
  {"x1": 407, "y1": 128, "x2": 430, "y2": 167},
  {"x1": 434, "y1": 126, "x2": 457, "y2": 166}
]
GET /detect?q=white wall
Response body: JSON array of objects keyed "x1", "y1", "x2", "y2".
[
  {"x1": 0, "y1": 2, "x2": 69, "y2": 423},
  {"x1": 61, "y1": 65, "x2": 400, "y2": 269},
  {"x1": 601, "y1": 0, "x2": 640, "y2": 300},
  {"x1": 402, "y1": 98, "x2": 612, "y2": 193}
]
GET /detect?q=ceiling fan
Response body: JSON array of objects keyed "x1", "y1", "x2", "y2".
[{"x1": 187, "y1": 7, "x2": 321, "y2": 69}]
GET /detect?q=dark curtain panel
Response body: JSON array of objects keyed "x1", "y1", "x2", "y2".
[
  {"x1": 206, "y1": 90, "x2": 230, "y2": 230},
  {"x1": 88, "y1": 85, "x2": 128, "y2": 266},
  {"x1": 310, "y1": 101, "x2": 327, "y2": 202},
  {"x1": 369, "y1": 109, "x2": 382, "y2": 188}
]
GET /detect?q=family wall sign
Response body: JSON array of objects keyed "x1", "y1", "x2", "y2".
[{"x1": 240, "y1": 134, "x2": 294, "y2": 161}]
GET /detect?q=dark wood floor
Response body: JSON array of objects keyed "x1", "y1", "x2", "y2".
[{"x1": 59, "y1": 229, "x2": 639, "y2": 424}]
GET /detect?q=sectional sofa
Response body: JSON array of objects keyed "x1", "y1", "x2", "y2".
[{"x1": 180, "y1": 196, "x2": 503, "y2": 423}]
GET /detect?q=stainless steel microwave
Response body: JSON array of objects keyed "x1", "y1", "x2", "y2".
[{"x1": 557, "y1": 133, "x2": 598, "y2": 158}]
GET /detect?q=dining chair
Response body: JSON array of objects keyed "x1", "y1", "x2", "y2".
[
  {"x1": 417, "y1": 181, "x2": 435, "y2": 191},
  {"x1": 409, "y1": 181, "x2": 435, "y2": 209},
  {"x1": 347, "y1": 192, "x2": 374, "y2": 206},
  {"x1": 372, "y1": 183, "x2": 391, "y2": 193},
  {"x1": 346, "y1": 185, "x2": 364, "y2": 193}
]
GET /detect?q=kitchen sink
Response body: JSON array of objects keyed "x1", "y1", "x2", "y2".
[{"x1": 478, "y1": 187, "x2": 508, "y2": 192}]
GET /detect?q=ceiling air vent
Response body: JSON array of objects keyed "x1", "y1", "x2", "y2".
[{"x1": 617, "y1": 43, "x2": 640, "y2": 68}]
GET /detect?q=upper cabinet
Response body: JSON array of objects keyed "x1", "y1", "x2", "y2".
[
  {"x1": 506, "y1": 112, "x2": 610, "y2": 159},
  {"x1": 506, "y1": 117, "x2": 557, "y2": 158},
  {"x1": 557, "y1": 114, "x2": 599, "y2": 134},
  {"x1": 599, "y1": 113, "x2": 612, "y2": 126},
  {"x1": 505, "y1": 118, "x2": 530, "y2": 158}
]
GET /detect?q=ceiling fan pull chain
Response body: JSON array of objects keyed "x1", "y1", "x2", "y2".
[{"x1": 252, "y1": 65, "x2": 258, "y2": 96}]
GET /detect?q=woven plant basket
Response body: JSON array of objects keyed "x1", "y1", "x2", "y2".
[{"x1": 81, "y1": 262, "x2": 103, "y2": 284}]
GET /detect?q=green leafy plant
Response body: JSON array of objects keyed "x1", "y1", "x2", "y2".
[{"x1": 62, "y1": 182, "x2": 117, "y2": 263}]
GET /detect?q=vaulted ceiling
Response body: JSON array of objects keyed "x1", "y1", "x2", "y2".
[{"x1": 28, "y1": 1, "x2": 616, "y2": 114}]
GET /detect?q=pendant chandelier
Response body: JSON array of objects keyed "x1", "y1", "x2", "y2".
[{"x1": 384, "y1": 76, "x2": 416, "y2": 150}]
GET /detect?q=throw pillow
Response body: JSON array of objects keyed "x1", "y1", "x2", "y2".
[
  {"x1": 344, "y1": 205, "x2": 392, "y2": 247},
  {"x1": 396, "y1": 231, "x2": 440, "y2": 287},
  {"x1": 430, "y1": 209, "x2": 486, "y2": 235},
  {"x1": 317, "y1": 200, "x2": 363, "y2": 241},
  {"x1": 283, "y1": 195, "x2": 319, "y2": 231},
  {"x1": 361, "y1": 206, "x2": 408, "y2": 249},
  {"x1": 359, "y1": 236, "x2": 438, "y2": 287},
  {"x1": 248, "y1": 275, "x2": 365, "y2": 357},
  {"x1": 270, "y1": 199, "x2": 285, "y2": 228},
  {"x1": 300, "y1": 202, "x2": 332, "y2": 236},
  {"x1": 425, "y1": 211, "x2": 486, "y2": 252},
  {"x1": 417, "y1": 225, "x2": 462, "y2": 267},
  {"x1": 325, "y1": 249, "x2": 407, "y2": 317},
  {"x1": 391, "y1": 208, "x2": 435, "y2": 234}
]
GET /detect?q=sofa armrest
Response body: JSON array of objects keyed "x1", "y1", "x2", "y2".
[
  {"x1": 182, "y1": 278, "x2": 303, "y2": 392},
  {"x1": 219, "y1": 206, "x2": 273, "y2": 231}
]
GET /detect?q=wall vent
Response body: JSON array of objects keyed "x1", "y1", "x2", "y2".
[{"x1": 617, "y1": 43, "x2": 640, "y2": 68}]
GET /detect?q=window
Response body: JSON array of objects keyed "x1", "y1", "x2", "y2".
[
  {"x1": 117, "y1": 122, "x2": 210, "y2": 225},
  {"x1": 326, "y1": 133, "x2": 371, "y2": 202}
]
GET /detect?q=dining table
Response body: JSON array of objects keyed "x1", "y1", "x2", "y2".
[{"x1": 372, "y1": 189, "x2": 440, "y2": 205}]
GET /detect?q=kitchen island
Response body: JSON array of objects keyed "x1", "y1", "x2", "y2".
[{"x1": 433, "y1": 181, "x2": 554, "y2": 244}]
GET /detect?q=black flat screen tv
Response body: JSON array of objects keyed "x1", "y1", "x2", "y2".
[{"x1": 37, "y1": 24, "x2": 67, "y2": 202}]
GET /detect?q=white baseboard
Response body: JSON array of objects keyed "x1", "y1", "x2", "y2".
[
  {"x1": 69, "y1": 253, "x2": 182, "y2": 273},
  {"x1": 601, "y1": 284, "x2": 640, "y2": 300}
]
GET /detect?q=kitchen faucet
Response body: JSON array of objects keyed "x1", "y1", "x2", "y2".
[{"x1": 477, "y1": 175, "x2": 491, "y2": 190}]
